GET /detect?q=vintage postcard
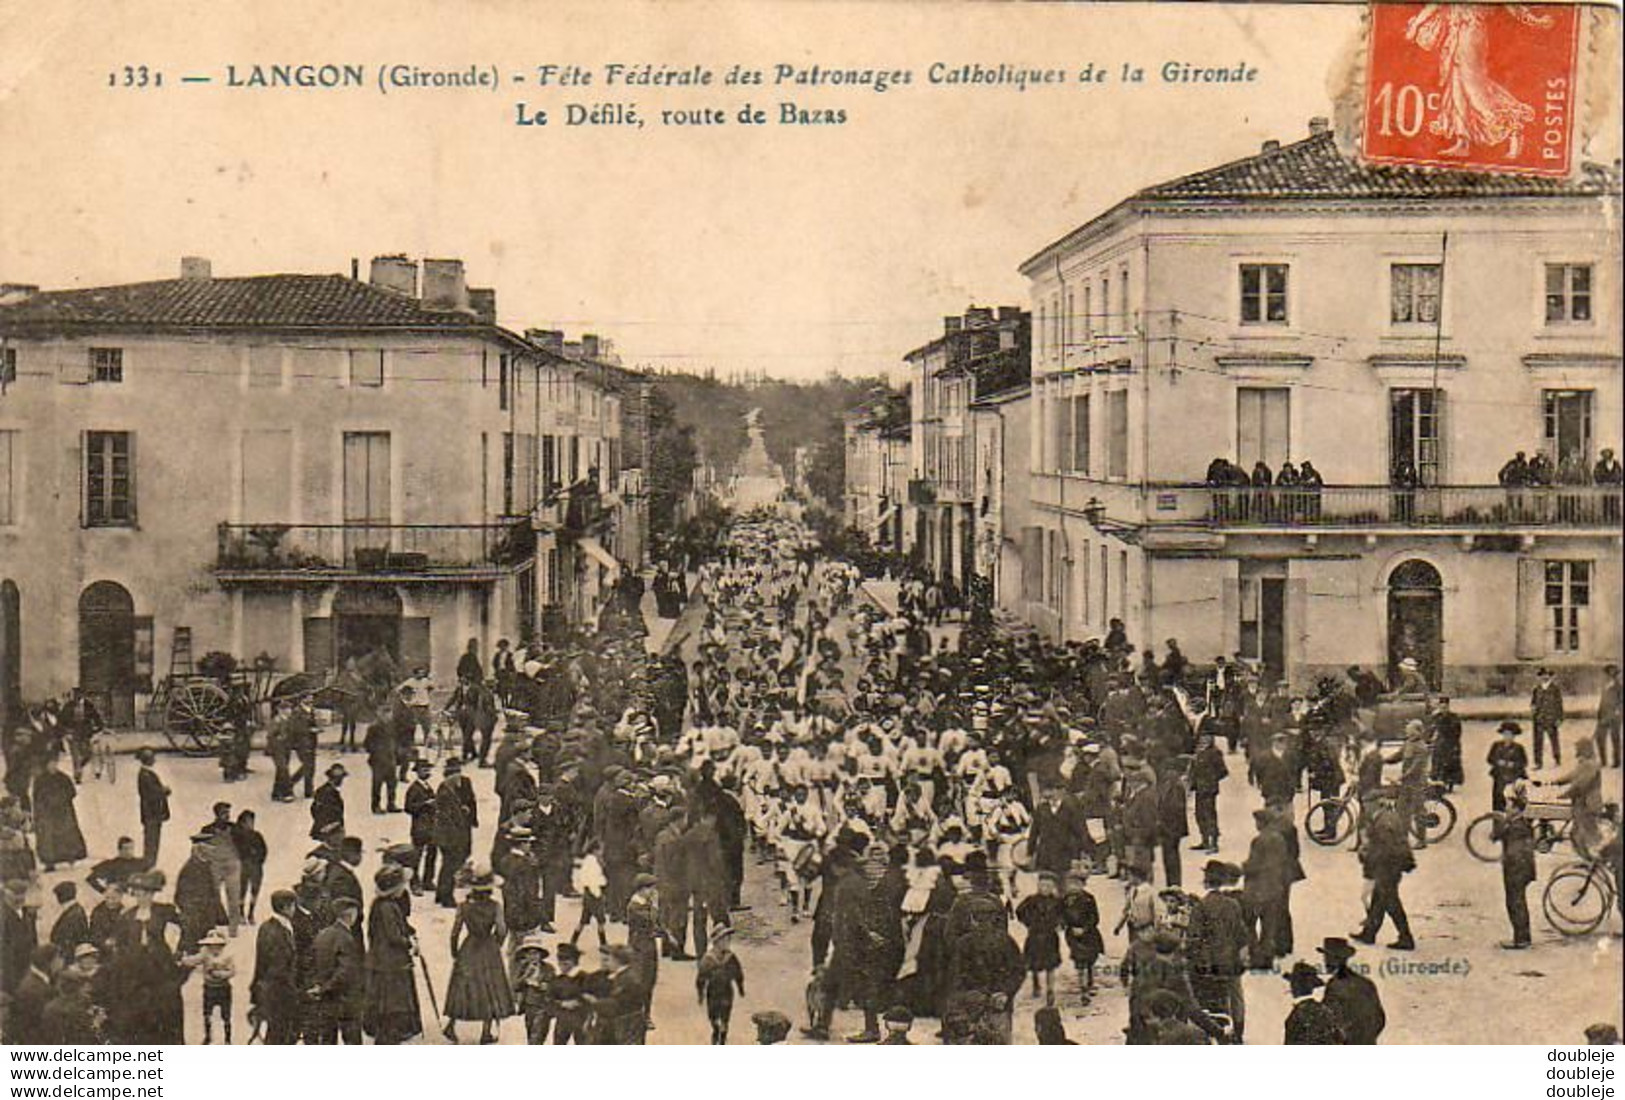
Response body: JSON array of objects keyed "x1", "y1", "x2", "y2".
[{"x1": 0, "y1": 0, "x2": 1620, "y2": 1063}]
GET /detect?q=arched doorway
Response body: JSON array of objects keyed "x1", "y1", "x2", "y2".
[
  {"x1": 333, "y1": 584, "x2": 404, "y2": 670},
  {"x1": 1, "y1": 581, "x2": 19, "y2": 733},
  {"x1": 1387, "y1": 560, "x2": 1443, "y2": 690},
  {"x1": 80, "y1": 581, "x2": 136, "y2": 726}
]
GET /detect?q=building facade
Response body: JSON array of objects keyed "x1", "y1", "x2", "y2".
[
  {"x1": 905, "y1": 306, "x2": 1031, "y2": 593},
  {"x1": 968, "y1": 385, "x2": 1032, "y2": 618},
  {"x1": 1018, "y1": 123, "x2": 1622, "y2": 692},
  {"x1": 0, "y1": 256, "x2": 646, "y2": 727},
  {"x1": 843, "y1": 390, "x2": 911, "y2": 552}
]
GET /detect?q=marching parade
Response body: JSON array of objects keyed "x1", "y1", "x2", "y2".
[{"x1": 0, "y1": 505, "x2": 1619, "y2": 1045}]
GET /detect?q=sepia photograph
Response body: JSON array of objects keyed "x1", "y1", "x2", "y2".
[{"x1": 0, "y1": 0, "x2": 1620, "y2": 1058}]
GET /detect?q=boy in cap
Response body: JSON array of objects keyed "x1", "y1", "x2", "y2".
[
  {"x1": 695, "y1": 923, "x2": 746, "y2": 1044},
  {"x1": 549, "y1": 941, "x2": 592, "y2": 1044},
  {"x1": 1487, "y1": 721, "x2": 1529, "y2": 813},
  {"x1": 512, "y1": 930, "x2": 556, "y2": 1044},
  {"x1": 188, "y1": 927, "x2": 236, "y2": 1043}
]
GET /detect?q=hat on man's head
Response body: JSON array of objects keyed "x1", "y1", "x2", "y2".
[
  {"x1": 326, "y1": 762, "x2": 348, "y2": 778},
  {"x1": 1317, "y1": 937, "x2": 1356, "y2": 963},
  {"x1": 414, "y1": 759, "x2": 433, "y2": 774},
  {"x1": 1285, "y1": 961, "x2": 1324, "y2": 995},
  {"x1": 1498, "y1": 721, "x2": 1522, "y2": 736}
]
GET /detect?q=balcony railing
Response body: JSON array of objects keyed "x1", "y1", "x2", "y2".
[
  {"x1": 1185, "y1": 485, "x2": 1621, "y2": 528},
  {"x1": 1036, "y1": 477, "x2": 1622, "y2": 530},
  {"x1": 216, "y1": 521, "x2": 532, "y2": 574}
]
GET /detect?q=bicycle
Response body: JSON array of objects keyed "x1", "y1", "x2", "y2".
[
  {"x1": 1468, "y1": 800, "x2": 1620, "y2": 863},
  {"x1": 1305, "y1": 782, "x2": 1456, "y2": 849},
  {"x1": 1542, "y1": 856, "x2": 1619, "y2": 936}
]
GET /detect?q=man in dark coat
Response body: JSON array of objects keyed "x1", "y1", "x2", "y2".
[
  {"x1": 364, "y1": 721, "x2": 399, "y2": 813},
  {"x1": 593, "y1": 768, "x2": 641, "y2": 919},
  {"x1": 1495, "y1": 781, "x2": 1538, "y2": 949},
  {"x1": 1186, "y1": 860, "x2": 1248, "y2": 1041},
  {"x1": 1354, "y1": 804, "x2": 1416, "y2": 950},
  {"x1": 1, "y1": 879, "x2": 38, "y2": 996},
  {"x1": 5, "y1": 944, "x2": 59, "y2": 1043},
  {"x1": 252, "y1": 890, "x2": 302, "y2": 1044},
  {"x1": 433, "y1": 758, "x2": 478, "y2": 906},
  {"x1": 309, "y1": 764, "x2": 348, "y2": 841},
  {"x1": 321, "y1": 837, "x2": 367, "y2": 953},
  {"x1": 1155, "y1": 760, "x2": 1189, "y2": 888},
  {"x1": 135, "y1": 748, "x2": 171, "y2": 869},
  {"x1": 1189, "y1": 733, "x2": 1228, "y2": 852},
  {"x1": 530, "y1": 785, "x2": 574, "y2": 929},
  {"x1": 1030, "y1": 783, "x2": 1090, "y2": 877},
  {"x1": 1318, "y1": 937, "x2": 1385, "y2": 1044},
  {"x1": 1283, "y1": 962, "x2": 1345, "y2": 1044},
  {"x1": 48, "y1": 881, "x2": 92, "y2": 956},
  {"x1": 307, "y1": 896, "x2": 364, "y2": 1044},
  {"x1": 942, "y1": 905, "x2": 1026, "y2": 1045},
  {"x1": 1243, "y1": 809, "x2": 1291, "y2": 968},
  {"x1": 176, "y1": 834, "x2": 227, "y2": 954},
  {"x1": 88, "y1": 836, "x2": 146, "y2": 894},
  {"x1": 1531, "y1": 668, "x2": 1565, "y2": 769},
  {"x1": 403, "y1": 760, "x2": 438, "y2": 893}
]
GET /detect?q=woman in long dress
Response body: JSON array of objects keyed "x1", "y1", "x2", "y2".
[
  {"x1": 1405, "y1": 4, "x2": 1554, "y2": 159},
  {"x1": 364, "y1": 865, "x2": 423, "y2": 1044},
  {"x1": 442, "y1": 871, "x2": 514, "y2": 1043},
  {"x1": 31, "y1": 754, "x2": 86, "y2": 870}
]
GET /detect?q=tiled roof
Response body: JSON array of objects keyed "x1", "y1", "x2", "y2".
[
  {"x1": 1022, "y1": 130, "x2": 1621, "y2": 271},
  {"x1": 1138, "y1": 131, "x2": 1621, "y2": 201},
  {"x1": 0, "y1": 274, "x2": 489, "y2": 330}
]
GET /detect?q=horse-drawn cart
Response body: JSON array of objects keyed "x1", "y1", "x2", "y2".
[{"x1": 144, "y1": 661, "x2": 277, "y2": 756}]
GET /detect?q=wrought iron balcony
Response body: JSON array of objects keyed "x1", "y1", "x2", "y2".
[
  {"x1": 215, "y1": 521, "x2": 532, "y2": 579},
  {"x1": 1034, "y1": 475, "x2": 1622, "y2": 531}
]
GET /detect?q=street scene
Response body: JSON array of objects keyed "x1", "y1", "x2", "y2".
[{"x1": 1, "y1": 1, "x2": 1622, "y2": 1053}]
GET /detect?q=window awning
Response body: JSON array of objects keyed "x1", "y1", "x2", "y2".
[{"x1": 578, "y1": 536, "x2": 621, "y2": 577}]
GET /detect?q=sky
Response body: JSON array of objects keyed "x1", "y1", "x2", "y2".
[{"x1": 2, "y1": 0, "x2": 1618, "y2": 380}]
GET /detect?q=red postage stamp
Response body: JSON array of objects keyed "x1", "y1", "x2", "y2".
[{"x1": 1361, "y1": 3, "x2": 1581, "y2": 177}]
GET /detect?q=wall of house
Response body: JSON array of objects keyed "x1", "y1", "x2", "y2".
[{"x1": 0, "y1": 329, "x2": 526, "y2": 708}]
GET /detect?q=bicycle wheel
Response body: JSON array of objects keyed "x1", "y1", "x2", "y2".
[
  {"x1": 1426, "y1": 796, "x2": 1458, "y2": 843},
  {"x1": 1542, "y1": 864, "x2": 1612, "y2": 936},
  {"x1": 1306, "y1": 799, "x2": 1355, "y2": 847},
  {"x1": 1464, "y1": 812, "x2": 1504, "y2": 862}
]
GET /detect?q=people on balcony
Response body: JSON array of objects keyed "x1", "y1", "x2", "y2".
[
  {"x1": 1204, "y1": 457, "x2": 1327, "y2": 524},
  {"x1": 1498, "y1": 447, "x2": 1621, "y2": 523}
]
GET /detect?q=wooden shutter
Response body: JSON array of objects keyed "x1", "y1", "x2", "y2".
[
  {"x1": 1514, "y1": 557, "x2": 1545, "y2": 660},
  {"x1": 401, "y1": 617, "x2": 432, "y2": 675},
  {"x1": 303, "y1": 617, "x2": 335, "y2": 675},
  {"x1": 123, "y1": 432, "x2": 138, "y2": 527}
]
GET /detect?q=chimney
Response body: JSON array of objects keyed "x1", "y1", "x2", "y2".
[
  {"x1": 369, "y1": 254, "x2": 418, "y2": 297},
  {"x1": 965, "y1": 306, "x2": 994, "y2": 328},
  {"x1": 0, "y1": 284, "x2": 39, "y2": 305},
  {"x1": 581, "y1": 334, "x2": 601, "y2": 360},
  {"x1": 563, "y1": 340, "x2": 583, "y2": 359},
  {"x1": 420, "y1": 258, "x2": 469, "y2": 312},
  {"x1": 1261, "y1": 139, "x2": 1281, "y2": 153},
  {"x1": 180, "y1": 256, "x2": 212, "y2": 281},
  {"x1": 997, "y1": 306, "x2": 1022, "y2": 322},
  {"x1": 944, "y1": 316, "x2": 963, "y2": 334},
  {"x1": 468, "y1": 287, "x2": 497, "y2": 325},
  {"x1": 1308, "y1": 116, "x2": 1330, "y2": 137},
  {"x1": 525, "y1": 329, "x2": 565, "y2": 354}
]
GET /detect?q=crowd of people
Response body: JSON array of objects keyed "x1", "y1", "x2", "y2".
[{"x1": 0, "y1": 508, "x2": 1620, "y2": 1046}]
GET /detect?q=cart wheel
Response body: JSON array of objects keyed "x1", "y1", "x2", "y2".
[
  {"x1": 1542, "y1": 863, "x2": 1611, "y2": 936},
  {"x1": 167, "y1": 681, "x2": 232, "y2": 757},
  {"x1": 1464, "y1": 812, "x2": 1504, "y2": 862}
]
